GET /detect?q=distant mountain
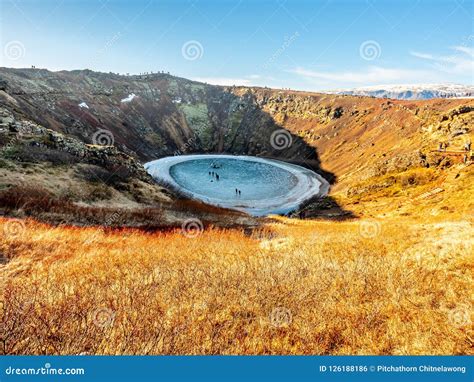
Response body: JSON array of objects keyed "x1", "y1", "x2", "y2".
[{"x1": 327, "y1": 84, "x2": 474, "y2": 100}]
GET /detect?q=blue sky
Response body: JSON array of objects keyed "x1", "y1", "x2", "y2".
[{"x1": 1, "y1": 0, "x2": 473, "y2": 90}]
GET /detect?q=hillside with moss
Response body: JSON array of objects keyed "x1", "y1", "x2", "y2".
[{"x1": 0, "y1": 68, "x2": 473, "y2": 223}]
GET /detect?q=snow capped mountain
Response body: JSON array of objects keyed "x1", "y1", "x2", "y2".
[{"x1": 326, "y1": 84, "x2": 474, "y2": 100}]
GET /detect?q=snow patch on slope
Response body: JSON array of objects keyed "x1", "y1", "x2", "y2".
[{"x1": 121, "y1": 93, "x2": 137, "y2": 103}]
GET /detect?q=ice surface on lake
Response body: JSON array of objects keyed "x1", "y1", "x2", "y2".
[
  {"x1": 170, "y1": 158, "x2": 297, "y2": 201},
  {"x1": 145, "y1": 155, "x2": 330, "y2": 216}
]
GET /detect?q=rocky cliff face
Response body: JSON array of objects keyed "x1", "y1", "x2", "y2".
[
  {"x1": 228, "y1": 87, "x2": 473, "y2": 190},
  {"x1": 0, "y1": 106, "x2": 150, "y2": 182},
  {"x1": 0, "y1": 68, "x2": 315, "y2": 163}
]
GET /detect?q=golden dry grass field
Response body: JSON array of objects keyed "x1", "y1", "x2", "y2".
[{"x1": 1, "y1": 212, "x2": 472, "y2": 355}]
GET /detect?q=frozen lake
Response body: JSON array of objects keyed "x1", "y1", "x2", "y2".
[
  {"x1": 145, "y1": 155, "x2": 329, "y2": 216},
  {"x1": 170, "y1": 158, "x2": 298, "y2": 201}
]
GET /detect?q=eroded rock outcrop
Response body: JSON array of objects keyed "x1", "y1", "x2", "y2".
[{"x1": 0, "y1": 68, "x2": 316, "y2": 164}]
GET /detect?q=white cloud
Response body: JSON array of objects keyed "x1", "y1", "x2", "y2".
[
  {"x1": 410, "y1": 52, "x2": 434, "y2": 60},
  {"x1": 411, "y1": 46, "x2": 474, "y2": 74},
  {"x1": 288, "y1": 66, "x2": 431, "y2": 87},
  {"x1": 290, "y1": 45, "x2": 473, "y2": 89},
  {"x1": 192, "y1": 77, "x2": 253, "y2": 86},
  {"x1": 195, "y1": 46, "x2": 473, "y2": 91},
  {"x1": 192, "y1": 74, "x2": 276, "y2": 87},
  {"x1": 453, "y1": 46, "x2": 474, "y2": 58}
]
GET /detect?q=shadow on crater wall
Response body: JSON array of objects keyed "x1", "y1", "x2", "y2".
[
  {"x1": 173, "y1": 89, "x2": 353, "y2": 220},
  {"x1": 0, "y1": 68, "x2": 353, "y2": 220}
]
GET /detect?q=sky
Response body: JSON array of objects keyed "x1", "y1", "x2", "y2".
[{"x1": 1, "y1": 0, "x2": 473, "y2": 91}]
